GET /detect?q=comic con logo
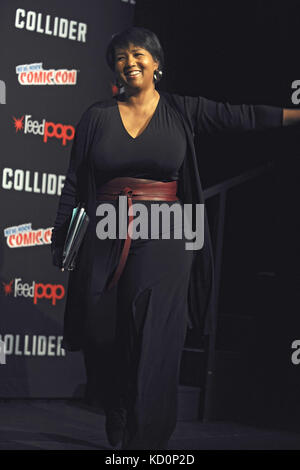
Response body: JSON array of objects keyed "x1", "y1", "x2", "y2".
[
  {"x1": 2, "y1": 278, "x2": 65, "y2": 305},
  {"x1": 12, "y1": 114, "x2": 74, "y2": 146},
  {"x1": 4, "y1": 223, "x2": 53, "y2": 248},
  {"x1": 16, "y1": 62, "x2": 78, "y2": 85}
]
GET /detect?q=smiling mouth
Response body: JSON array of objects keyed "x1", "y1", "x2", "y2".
[{"x1": 125, "y1": 71, "x2": 142, "y2": 77}]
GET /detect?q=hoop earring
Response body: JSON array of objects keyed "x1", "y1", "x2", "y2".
[{"x1": 153, "y1": 69, "x2": 163, "y2": 83}]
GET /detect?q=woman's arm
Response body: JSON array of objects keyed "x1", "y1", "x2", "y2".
[
  {"x1": 283, "y1": 109, "x2": 300, "y2": 126},
  {"x1": 184, "y1": 95, "x2": 284, "y2": 134},
  {"x1": 50, "y1": 106, "x2": 96, "y2": 265}
]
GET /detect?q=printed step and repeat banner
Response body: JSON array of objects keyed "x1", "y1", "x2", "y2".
[{"x1": 0, "y1": 0, "x2": 135, "y2": 397}]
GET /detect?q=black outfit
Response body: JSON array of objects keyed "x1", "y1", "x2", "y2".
[
  {"x1": 92, "y1": 95, "x2": 186, "y2": 182},
  {"x1": 91, "y1": 97, "x2": 194, "y2": 448},
  {"x1": 50, "y1": 91, "x2": 283, "y2": 450}
]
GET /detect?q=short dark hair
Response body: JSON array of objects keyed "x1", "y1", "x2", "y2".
[{"x1": 106, "y1": 26, "x2": 164, "y2": 75}]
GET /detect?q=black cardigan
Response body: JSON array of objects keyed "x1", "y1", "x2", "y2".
[{"x1": 51, "y1": 91, "x2": 283, "y2": 351}]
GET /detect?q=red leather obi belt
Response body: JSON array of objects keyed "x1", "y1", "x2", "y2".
[{"x1": 96, "y1": 177, "x2": 179, "y2": 290}]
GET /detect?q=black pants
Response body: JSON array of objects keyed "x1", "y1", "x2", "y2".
[{"x1": 106, "y1": 200, "x2": 194, "y2": 449}]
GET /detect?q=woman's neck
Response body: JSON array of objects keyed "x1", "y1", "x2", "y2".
[{"x1": 118, "y1": 87, "x2": 159, "y2": 109}]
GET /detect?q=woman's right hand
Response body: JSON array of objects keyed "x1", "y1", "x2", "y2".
[{"x1": 51, "y1": 245, "x2": 64, "y2": 270}]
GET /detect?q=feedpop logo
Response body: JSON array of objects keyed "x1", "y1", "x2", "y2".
[
  {"x1": 2, "y1": 278, "x2": 65, "y2": 305},
  {"x1": 12, "y1": 114, "x2": 75, "y2": 146}
]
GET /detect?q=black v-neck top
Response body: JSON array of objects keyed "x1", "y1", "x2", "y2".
[{"x1": 91, "y1": 95, "x2": 187, "y2": 186}]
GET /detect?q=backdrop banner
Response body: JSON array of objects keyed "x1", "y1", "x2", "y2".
[{"x1": 0, "y1": 0, "x2": 135, "y2": 397}]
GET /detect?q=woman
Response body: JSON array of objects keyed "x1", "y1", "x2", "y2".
[{"x1": 51, "y1": 26, "x2": 299, "y2": 450}]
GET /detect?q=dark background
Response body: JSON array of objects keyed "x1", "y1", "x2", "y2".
[
  {"x1": 0, "y1": 0, "x2": 299, "y2": 431},
  {"x1": 133, "y1": 0, "x2": 300, "y2": 428},
  {"x1": 0, "y1": 0, "x2": 135, "y2": 397}
]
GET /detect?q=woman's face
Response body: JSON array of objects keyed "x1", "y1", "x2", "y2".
[{"x1": 114, "y1": 43, "x2": 159, "y2": 91}]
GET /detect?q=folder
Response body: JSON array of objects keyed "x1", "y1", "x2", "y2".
[{"x1": 62, "y1": 203, "x2": 90, "y2": 271}]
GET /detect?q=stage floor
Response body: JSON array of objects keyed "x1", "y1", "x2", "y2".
[{"x1": 0, "y1": 399, "x2": 300, "y2": 450}]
